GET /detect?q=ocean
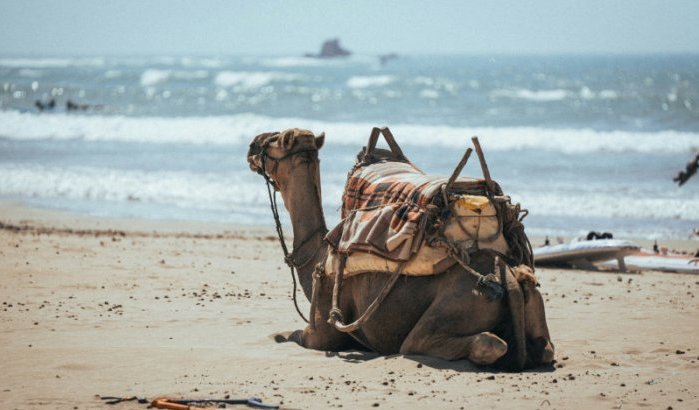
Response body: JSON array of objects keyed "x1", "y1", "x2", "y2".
[{"x1": 0, "y1": 54, "x2": 698, "y2": 240}]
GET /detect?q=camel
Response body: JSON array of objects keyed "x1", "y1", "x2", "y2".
[{"x1": 247, "y1": 128, "x2": 554, "y2": 370}]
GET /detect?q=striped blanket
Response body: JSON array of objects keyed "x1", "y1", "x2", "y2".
[{"x1": 325, "y1": 160, "x2": 492, "y2": 261}]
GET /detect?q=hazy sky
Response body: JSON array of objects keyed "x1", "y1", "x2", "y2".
[{"x1": 1, "y1": 0, "x2": 698, "y2": 56}]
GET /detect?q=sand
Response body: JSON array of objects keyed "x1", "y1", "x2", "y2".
[{"x1": 1, "y1": 202, "x2": 698, "y2": 409}]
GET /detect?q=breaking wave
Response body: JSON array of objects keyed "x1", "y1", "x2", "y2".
[
  {"x1": 491, "y1": 87, "x2": 619, "y2": 102},
  {"x1": 214, "y1": 71, "x2": 300, "y2": 89},
  {"x1": 140, "y1": 69, "x2": 171, "y2": 86},
  {"x1": 1, "y1": 110, "x2": 697, "y2": 154},
  {"x1": 347, "y1": 75, "x2": 395, "y2": 88},
  {"x1": 0, "y1": 57, "x2": 106, "y2": 68},
  {"x1": 0, "y1": 164, "x2": 266, "y2": 215},
  {"x1": 491, "y1": 88, "x2": 570, "y2": 102},
  {"x1": 139, "y1": 69, "x2": 210, "y2": 86},
  {"x1": 511, "y1": 190, "x2": 699, "y2": 222},
  {"x1": 1, "y1": 164, "x2": 696, "y2": 228}
]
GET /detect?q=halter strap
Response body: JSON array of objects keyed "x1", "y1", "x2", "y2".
[{"x1": 259, "y1": 144, "x2": 326, "y2": 324}]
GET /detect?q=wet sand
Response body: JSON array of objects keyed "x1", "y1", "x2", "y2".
[{"x1": 1, "y1": 202, "x2": 698, "y2": 409}]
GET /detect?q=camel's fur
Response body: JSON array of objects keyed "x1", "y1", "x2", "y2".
[{"x1": 247, "y1": 129, "x2": 554, "y2": 369}]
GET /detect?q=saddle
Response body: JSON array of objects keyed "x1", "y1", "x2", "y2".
[{"x1": 324, "y1": 127, "x2": 532, "y2": 277}]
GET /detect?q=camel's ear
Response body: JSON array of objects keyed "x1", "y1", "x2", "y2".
[
  {"x1": 279, "y1": 129, "x2": 296, "y2": 151},
  {"x1": 315, "y1": 132, "x2": 325, "y2": 150}
]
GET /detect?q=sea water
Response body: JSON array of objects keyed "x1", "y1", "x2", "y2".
[{"x1": 0, "y1": 55, "x2": 698, "y2": 239}]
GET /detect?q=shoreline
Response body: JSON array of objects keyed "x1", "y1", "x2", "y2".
[
  {"x1": 1, "y1": 201, "x2": 698, "y2": 409},
  {"x1": 2, "y1": 200, "x2": 697, "y2": 254}
]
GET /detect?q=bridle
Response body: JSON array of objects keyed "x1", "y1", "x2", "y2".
[{"x1": 256, "y1": 141, "x2": 327, "y2": 323}]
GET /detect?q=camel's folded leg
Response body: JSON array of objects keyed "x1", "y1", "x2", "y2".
[
  {"x1": 400, "y1": 330, "x2": 507, "y2": 364},
  {"x1": 397, "y1": 272, "x2": 507, "y2": 364},
  {"x1": 292, "y1": 324, "x2": 352, "y2": 351},
  {"x1": 278, "y1": 278, "x2": 352, "y2": 351}
]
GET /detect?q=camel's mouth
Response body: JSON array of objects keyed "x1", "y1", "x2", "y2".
[{"x1": 247, "y1": 132, "x2": 277, "y2": 174}]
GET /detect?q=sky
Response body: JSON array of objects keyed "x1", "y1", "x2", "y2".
[{"x1": 1, "y1": 0, "x2": 698, "y2": 56}]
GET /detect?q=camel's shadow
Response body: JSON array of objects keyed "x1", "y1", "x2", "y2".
[
  {"x1": 326, "y1": 350, "x2": 555, "y2": 373},
  {"x1": 273, "y1": 331, "x2": 555, "y2": 373},
  {"x1": 402, "y1": 354, "x2": 555, "y2": 373}
]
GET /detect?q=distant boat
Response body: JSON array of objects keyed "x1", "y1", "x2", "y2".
[
  {"x1": 534, "y1": 238, "x2": 641, "y2": 271},
  {"x1": 305, "y1": 38, "x2": 351, "y2": 58}
]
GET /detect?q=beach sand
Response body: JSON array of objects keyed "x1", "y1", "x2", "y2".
[{"x1": 1, "y1": 202, "x2": 698, "y2": 409}]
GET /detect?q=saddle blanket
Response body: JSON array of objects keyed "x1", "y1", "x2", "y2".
[{"x1": 325, "y1": 160, "x2": 497, "y2": 262}]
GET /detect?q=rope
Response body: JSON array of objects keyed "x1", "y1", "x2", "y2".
[
  {"x1": 262, "y1": 157, "x2": 309, "y2": 324},
  {"x1": 309, "y1": 263, "x2": 325, "y2": 330},
  {"x1": 256, "y1": 139, "x2": 329, "y2": 326},
  {"x1": 497, "y1": 199, "x2": 534, "y2": 269},
  {"x1": 328, "y1": 256, "x2": 405, "y2": 334},
  {"x1": 430, "y1": 236, "x2": 505, "y2": 300}
]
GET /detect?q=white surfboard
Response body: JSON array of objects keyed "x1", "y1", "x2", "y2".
[
  {"x1": 534, "y1": 238, "x2": 641, "y2": 271},
  {"x1": 600, "y1": 252, "x2": 699, "y2": 274}
]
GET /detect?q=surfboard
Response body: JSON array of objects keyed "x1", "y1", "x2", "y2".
[
  {"x1": 533, "y1": 239, "x2": 641, "y2": 271},
  {"x1": 600, "y1": 251, "x2": 699, "y2": 274}
]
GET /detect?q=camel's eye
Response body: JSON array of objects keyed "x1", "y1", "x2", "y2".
[{"x1": 293, "y1": 152, "x2": 312, "y2": 165}]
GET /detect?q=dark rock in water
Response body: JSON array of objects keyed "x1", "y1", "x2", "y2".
[
  {"x1": 309, "y1": 38, "x2": 351, "y2": 58},
  {"x1": 379, "y1": 53, "x2": 399, "y2": 65}
]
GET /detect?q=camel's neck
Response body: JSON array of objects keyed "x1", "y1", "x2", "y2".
[{"x1": 279, "y1": 160, "x2": 328, "y2": 301}]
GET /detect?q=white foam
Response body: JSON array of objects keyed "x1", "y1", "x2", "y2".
[
  {"x1": 1, "y1": 163, "x2": 697, "y2": 226},
  {"x1": 0, "y1": 57, "x2": 106, "y2": 68},
  {"x1": 580, "y1": 86, "x2": 596, "y2": 100},
  {"x1": 1, "y1": 110, "x2": 697, "y2": 154},
  {"x1": 180, "y1": 57, "x2": 223, "y2": 68},
  {"x1": 491, "y1": 88, "x2": 570, "y2": 102},
  {"x1": 140, "y1": 69, "x2": 171, "y2": 86},
  {"x1": 138, "y1": 69, "x2": 208, "y2": 85},
  {"x1": 0, "y1": 164, "x2": 266, "y2": 213},
  {"x1": 261, "y1": 57, "x2": 327, "y2": 68},
  {"x1": 104, "y1": 70, "x2": 122, "y2": 79},
  {"x1": 346, "y1": 75, "x2": 395, "y2": 88},
  {"x1": 17, "y1": 69, "x2": 42, "y2": 78},
  {"x1": 173, "y1": 70, "x2": 209, "y2": 80},
  {"x1": 493, "y1": 87, "x2": 620, "y2": 102},
  {"x1": 419, "y1": 89, "x2": 440, "y2": 99},
  {"x1": 512, "y1": 190, "x2": 699, "y2": 222},
  {"x1": 214, "y1": 71, "x2": 299, "y2": 89},
  {"x1": 598, "y1": 89, "x2": 618, "y2": 99},
  {"x1": 413, "y1": 76, "x2": 434, "y2": 86},
  {"x1": 261, "y1": 55, "x2": 376, "y2": 68},
  {"x1": 580, "y1": 87, "x2": 618, "y2": 100}
]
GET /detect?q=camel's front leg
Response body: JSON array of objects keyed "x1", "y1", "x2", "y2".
[
  {"x1": 282, "y1": 322, "x2": 351, "y2": 351},
  {"x1": 276, "y1": 276, "x2": 353, "y2": 351},
  {"x1": 275, "y1": 320, "x2": 351, "y2": 351},
  {"x1": 398, "y1": 274, "x2": 507, "y2": 364},
  {"x1": 400, "y1": 329, "x2": 507, "y2": 364}
]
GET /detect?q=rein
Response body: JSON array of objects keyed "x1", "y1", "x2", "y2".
[{"x1": 260, "y1": 147, "x2": 325, "y2": 324}]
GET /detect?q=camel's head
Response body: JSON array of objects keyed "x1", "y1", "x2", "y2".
[{"x1": 247, "y1": 128, "x2": 325, "y2": 190}]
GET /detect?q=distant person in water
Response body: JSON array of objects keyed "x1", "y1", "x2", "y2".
[
  {"x1": 35, "y1": 98, "x2": 56, "y2": 112},
  {"x1": 653, "y1": 241, "x2": 659, "y2": 254},
  {"x1": 544, "y1": 236, "x2": 550, "y2": 246},
  {"x1": 66, "y1": 100, "x2": 90, "y2": 111}
]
